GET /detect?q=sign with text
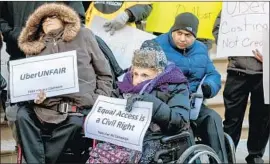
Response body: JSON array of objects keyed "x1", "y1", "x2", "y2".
[
  {"x1": 84, "y1": 95, "x2": 153, "y2": 151},
  {"x1": 262, "y1": 30, "x2": 269, "y2": 104},
  {"x1": 9, "y1": 50, "x2": 79, "y2": 103},
  {"x1": 90, "y1": 16, "x2": 156, "y2": 71},
  {"x1": 146, "y1": 2, "x2": 222, "y2": 40},
  {"x1": 217, "y1": 2, "x2": 269, "y2": 57}
]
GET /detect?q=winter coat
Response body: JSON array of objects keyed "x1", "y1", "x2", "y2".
[
  {"x1": 0, "y1": 1, "x2": 85, "y2": 60},
  {"x1": 155, "y1": 31, "x2": 221, "y2": 98},
  {"x1": 18, "y1": 3, "x2": 113, "y2": 124},
  {"x1": 116, "y1": 63, "x2": 191, "y2": 140},
  {"x1": 212, "y1": 11, "x2": 262, "y2": 74}
]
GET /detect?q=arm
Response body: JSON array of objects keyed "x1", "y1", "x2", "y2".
[
  {"x1": 126, "y1": 4, "x2": 152, "y2": 22},
  {"x1": 65, "y1": 1, "x2": 86, "y2": 24},
  {"x1": 212, "y1": 11, "x2": 221, "y2": 44},
  {"x1": 142, "y1": 84, "x2": 190, "y2": 134},
  {"x1": 86, "y1": 29, "x2": 113, "y2": 100},
  {"x1": 203, "y1": 55, "x2": 221, "y2": 98}
]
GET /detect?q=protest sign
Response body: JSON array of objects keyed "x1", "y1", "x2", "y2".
[
  {"x1": 262, "y1": 30, "x2": 269, "y2": 104},
  {"x1": 9, "y1": 50, "x2": 79, "y2": 103},
  {"x1": 217, "y1": 2, "x2": 269, "y2": 57},
  {"x1": 145, "y1": 2, "x2": 222, "y2": 40},
  {"x1": 90, "y1": 16, "x2": 156, "y2": 71},
  {"x1": 84, "y1": 95, "x2": 153, "y2": 151}
]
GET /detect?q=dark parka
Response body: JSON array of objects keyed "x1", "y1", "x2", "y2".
[
  {"x1": 18, "y1": 3, "x2": 113, "y2": 123},
  {"x1": 0, "y1": 1, "x2": 85, "y2": 60},
  {"x1": 213, "y1": 11, "x2": 262, "y2": 74}
]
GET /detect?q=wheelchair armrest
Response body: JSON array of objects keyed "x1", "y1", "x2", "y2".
[{"x1": 161, "y1": 131, "x2": 191, "y2": 144}]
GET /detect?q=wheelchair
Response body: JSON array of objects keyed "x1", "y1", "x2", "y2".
[{"x1": 152, "y1": 131, "x2": 236, "y2": 163}]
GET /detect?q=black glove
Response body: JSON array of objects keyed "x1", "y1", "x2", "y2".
[
  {"x1": 202, "y1": 84, "x2": 211, "y2": 98},
  {"x1": 125, "y1": 94, "x2": 143, "y2": 112},
  {"x1": 0, "y1": 74, "x2": 7, "y2": 90}
]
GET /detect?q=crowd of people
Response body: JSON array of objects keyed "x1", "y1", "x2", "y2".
[{"x1": 0, "y1": 1, "x2": 269, "y2": 164}]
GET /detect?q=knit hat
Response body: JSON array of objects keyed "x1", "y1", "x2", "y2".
[
  {"x1": 171, "y1": 12, "x2": 199, "y2": 37},
  {"x1": 133, "y1": 40, "x2": 167, "y2": 71}
]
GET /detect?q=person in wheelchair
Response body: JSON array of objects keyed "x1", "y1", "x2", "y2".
[
  {"x1": 88, "y1": 40, "x2": 192, "y2": 163},
  {"x1": 15, "y1": 3, "x2": 113, "y2": 164},
  {"x1": 154, "y1": 12, "x2": 228, "y2": 163}
]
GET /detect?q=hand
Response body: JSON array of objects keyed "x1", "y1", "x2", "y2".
[
  {"x1": 201, "y1": 84, "x2": 211, "y2": 98},
  {"x1": 125, "y1": 94, "x2": 143, "y2": 112},
  {"x1": 103, "y1": 11, "x2": 129, "y2": 35},
  {"x1": 34, "y1": 90, "x2": 46, "y2": 104},
  {"x1": 252, "y1": 49, "x2": 263, "y2": 63}
]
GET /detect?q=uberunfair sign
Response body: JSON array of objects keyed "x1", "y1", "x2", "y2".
[
  {"x1": 20, "y1": 68, "x2": 67, "y2": 80},
  {"x1": 9, "y1": 50, "x2": 79, "y2": 103}
]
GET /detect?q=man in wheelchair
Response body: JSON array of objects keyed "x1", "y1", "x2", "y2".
[
  {"x1": 14, "y1": 3, "x2": 113, "y2": 164},
  {"x1": 88, "y1": 40, "x2": 192, "y2": 163},
  {"x1": 154, "y1": 12, "x2": 228, "y2": 163}
]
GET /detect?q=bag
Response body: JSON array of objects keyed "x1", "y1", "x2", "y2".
[{"x1": 87, "y1": 142, "x2": 141, "y2": 163}]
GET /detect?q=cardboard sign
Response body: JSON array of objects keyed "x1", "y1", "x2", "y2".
[
  {"x1": 9, "y1": 50, "x2": 79, "y2": 103},
  {"x1": 84, "y1": 95, "x2": 153, "y2": 151},
  {"x1": 217, "y1": 2, "x2": 269, "y2": 57},
  {"x1": 90, "y1": 16, "x2": 156, "y2": 71}
]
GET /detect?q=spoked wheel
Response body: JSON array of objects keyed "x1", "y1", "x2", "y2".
[{"x1": 176, "y1": 144, "x2": 222, "y2": 163}]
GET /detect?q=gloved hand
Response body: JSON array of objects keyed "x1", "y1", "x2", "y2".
[
  {"x1": 125, "y1": 94, "x2": 143, "y2": 112},
  {"x1": 202, "y1": 84, "x2": 212, "y2": 98},
  {"x1": 103, "y1": 11, "x2": 130, "y2": 35}
]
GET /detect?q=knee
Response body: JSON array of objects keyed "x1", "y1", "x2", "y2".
[
  {"x1": 16, "y1": 106, "x2": 31, "y2": 123},
  {"x1": 67, "y1": 116, "x2": 83, "y2": 130}
]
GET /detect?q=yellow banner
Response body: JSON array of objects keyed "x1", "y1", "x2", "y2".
[{"x1": 145, "y1": 2, "x2": 222, "y2": 40}]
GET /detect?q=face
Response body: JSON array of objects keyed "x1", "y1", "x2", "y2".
[
  {"x1": 171, "y1": 30, "x2": 195, "y2": 49},
  {"x1": 132, "y1": 66, "x2": 160, "y2": 86},
  {"x1": 42, "y1": 16, "x2": 63, "y2": 34}
]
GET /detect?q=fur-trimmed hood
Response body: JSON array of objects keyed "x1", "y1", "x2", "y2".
[{"x1": 18, "y1": 3, "x2": 81, "y2": 55}]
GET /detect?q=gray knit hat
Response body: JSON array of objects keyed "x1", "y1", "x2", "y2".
[
  {"x1": 171, "y1": 12, "x2": 199, "y2": 37},
  {"x1": 132, "y1": 40, "x2": 167, "y2": 71}
]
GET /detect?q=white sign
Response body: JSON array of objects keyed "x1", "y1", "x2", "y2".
[
  {"x1": 90, "y1": 16, "x2": 156, "y2": 70},
  {"x1": 217, "y1": 2, "x2": 269, "y2": 57},
  {"x1": 9, "y1": 50, "x2": 79, "y2": 103},
  {"x1": 84, "y1": 95, "x2": 153, "y2": 151},
  {"x1": 262, "y1": 30, "x2": 269, "y2": 104}
]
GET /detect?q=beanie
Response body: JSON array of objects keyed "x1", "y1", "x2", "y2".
[
  {"x1": 132, "y1": 40, "x2": 167, "y2": 71},
  {"x1": 171, "y1": 12, "x2": 199, "y2": 37}
]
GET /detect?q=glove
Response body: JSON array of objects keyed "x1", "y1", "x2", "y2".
[
  {"x1": 201, "y1": 84, "x2": 212, "y2": 98},
  {"x1": 125, "y1": 94, "x2": 143, "y2": 112},
  {"x1": 103, "y1": 11, "x2": 129, "y2": 35}
]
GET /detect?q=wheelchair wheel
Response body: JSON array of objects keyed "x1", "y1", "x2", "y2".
[
  {"x1": 176, "y1": 144, "x2": 222, "y2": 163},
  {"x1": 224, "y1": 133, "x2": 236, "y2": 163}
]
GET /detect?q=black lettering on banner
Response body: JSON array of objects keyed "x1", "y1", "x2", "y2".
[
  {"x1": 20, "y1": 67, "x2": 67, "y2": 81},
  {"x1": 174, "y1": 4, "x2": 214, "y2": 20}
]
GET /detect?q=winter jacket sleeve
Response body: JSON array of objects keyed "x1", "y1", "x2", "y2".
[
  {"x1": 203, "y1": 55, "x2": 221, "y2": 98},
  {"x1": 142, "y1": 84, "x2": 190, "y2": 134},
  {"x1": 0, "y1": 74, "x2": 7, "y2": 90},
  {"x1": 85, "y1": 28, "x2": 113, "y2": 103},
  {"x1": 0, "y1": 2, "x2": 12, "y2": 41},
  {"x1": 126, "y1": 4, "x2": 152, "y2": 22},
  {"x1": 212, "y1": 11, "x2": 221, "y2": 44},
  {"x1": 65, "y1": 1, "x2": 86, "y2": 24}
]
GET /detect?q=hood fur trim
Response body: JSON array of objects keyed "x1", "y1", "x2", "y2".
[{"x1": 18, "y1": 3, "x2": 81, "y2": 55}]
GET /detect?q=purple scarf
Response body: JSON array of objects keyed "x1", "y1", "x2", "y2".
[{"x1": 118, "y1": 63, "x2": 187, "y2": 94}]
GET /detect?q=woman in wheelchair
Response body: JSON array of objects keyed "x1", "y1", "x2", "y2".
[
  {"x1": 88, "y1": 40, "x2": 192, "y2": 163},
  {"x1": 15, "y1": 3, "x2": 113, "y2": 164}
]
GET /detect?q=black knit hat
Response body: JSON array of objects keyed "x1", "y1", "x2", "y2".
[{"x1": 171, "y1": 12, "x2": 199, "y2": 38}]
